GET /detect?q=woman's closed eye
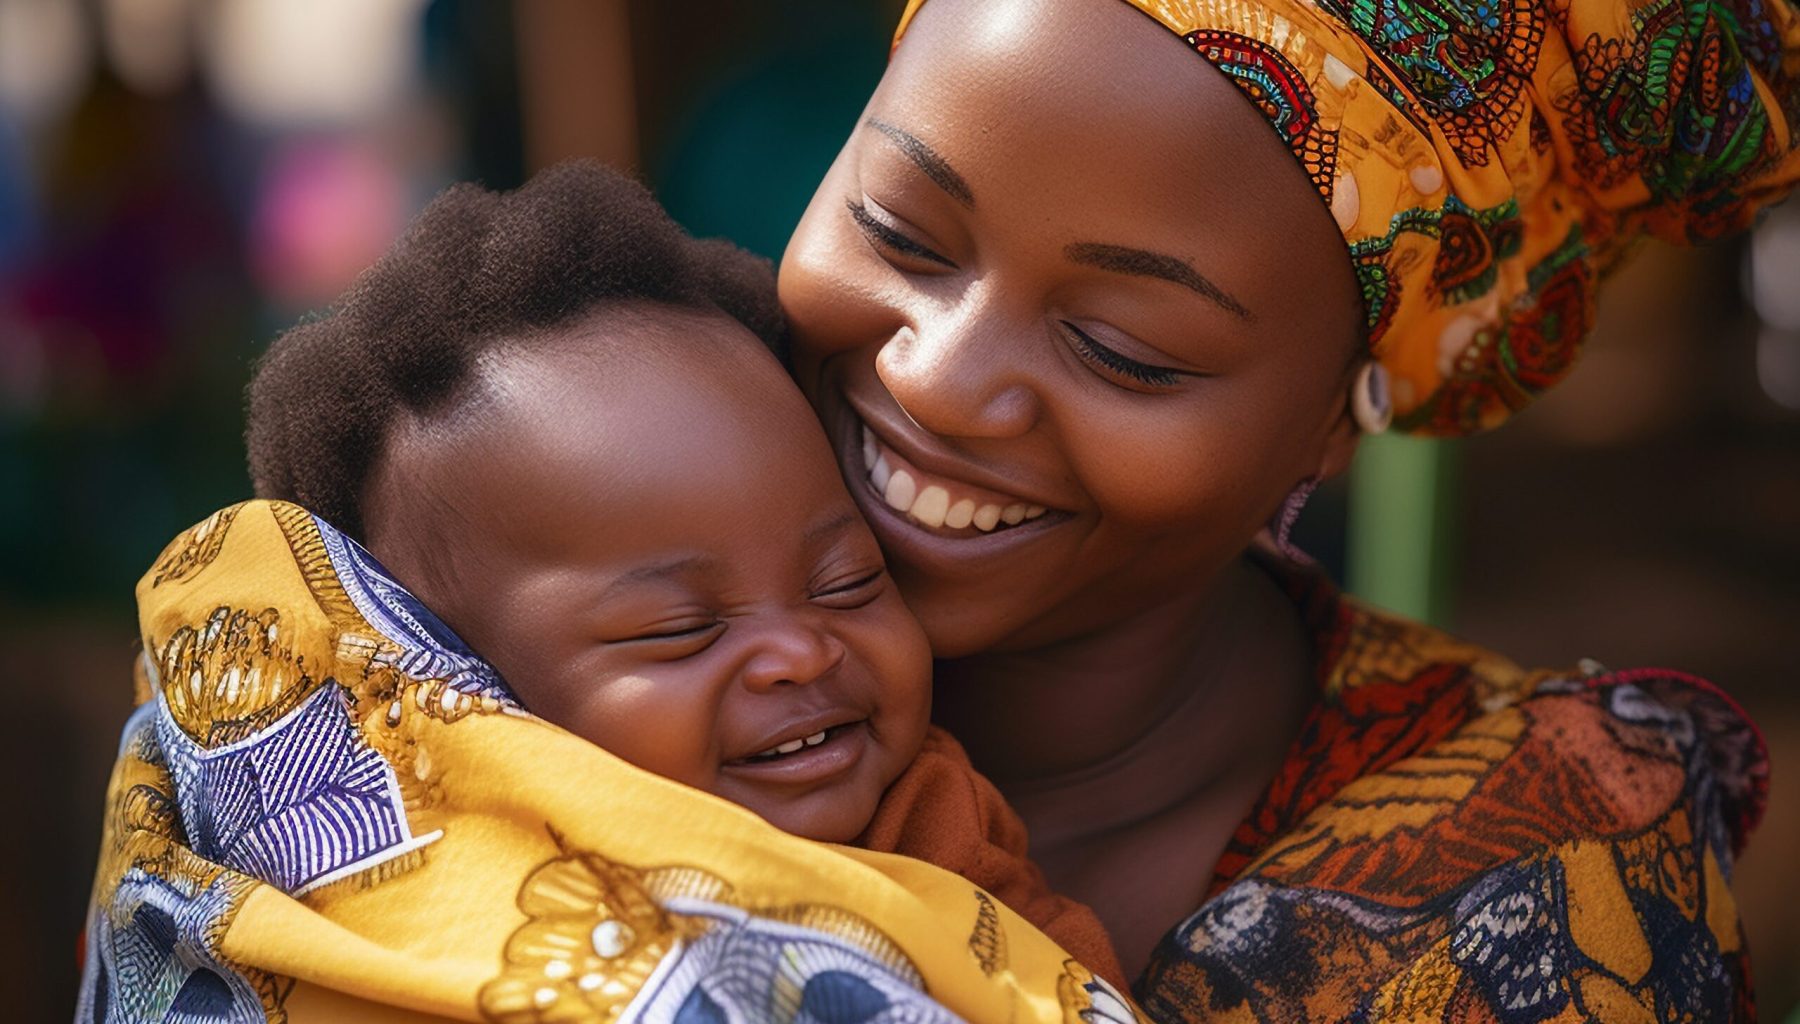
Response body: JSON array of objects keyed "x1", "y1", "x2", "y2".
[
  {"x1": 845, "y1": 196, "x2": 956, "y2": 270},
  {"x1": 1058, "y1": 320, "x2": 1191, "y2": 390}
]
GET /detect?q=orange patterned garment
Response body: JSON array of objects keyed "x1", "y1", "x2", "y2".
[
  {"x1": 1134, "y1": 557, "x2": 1768, "y2": 1021},
  {"x1": 860, "y1": 728, "x2": 1130, "y2": 991}
]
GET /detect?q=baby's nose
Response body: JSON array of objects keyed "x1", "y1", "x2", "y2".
[{"x1": 738, "y1": 620, "x2": 847, "y2": 692}]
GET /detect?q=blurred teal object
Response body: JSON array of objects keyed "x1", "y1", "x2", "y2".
[
  {"x1": 1347, "y1": 433, "x2": 1459, "y2": 626},
  {"x1": 0, "y1": 115, "x2": 33, "y2": 271},
  {"x1": 651, "y1": 5, "x2": 888, "y2": 260}
]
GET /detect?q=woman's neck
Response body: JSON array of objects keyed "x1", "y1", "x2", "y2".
[{"x1": 931, "y1": 552, "x2": 1316, "y2": 848}]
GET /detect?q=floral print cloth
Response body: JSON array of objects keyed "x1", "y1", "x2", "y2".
[{"x1": 1135, "y1": 555, "x2": 1768, "y2": 1021}]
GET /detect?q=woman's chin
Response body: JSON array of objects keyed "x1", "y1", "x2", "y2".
[{"x1": 890, "y1": 573, "x2": 1065, "y2": 660}]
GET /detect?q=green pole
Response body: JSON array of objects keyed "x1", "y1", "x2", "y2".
[{"x1": 1345, "y1": 433, "x2": 1458, "y2": 626}]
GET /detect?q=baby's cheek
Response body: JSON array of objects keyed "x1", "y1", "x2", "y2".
[
  {"x1": 606, "y1": 724, "x2": 718, "y2": 790},
  {"x1": 529, "y1": 681, "x2": 719, "y2": 790},
  {"x1": 867, "y1": 617, "x2": 934, "y2": 754}
]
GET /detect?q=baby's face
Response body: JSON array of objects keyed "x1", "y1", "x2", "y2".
[{"x1": 364, "y1": 307, "x2": 932, "y2": 842}]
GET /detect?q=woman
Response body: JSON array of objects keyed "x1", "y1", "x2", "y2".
[
  {"x1": 780, "y1": 0, "x2": 1792, "y2": 1016},
  {"x1": 78, "y1": 0, "x2": 1791, "y2": 1019}
]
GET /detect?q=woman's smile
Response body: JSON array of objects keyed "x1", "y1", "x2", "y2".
[
  {"x1": 860, "y1": 426, "x2": 1050, "y2": 534},
  {"x1": 820, "y1": 363, "x2": 1082, "y2": 578}
]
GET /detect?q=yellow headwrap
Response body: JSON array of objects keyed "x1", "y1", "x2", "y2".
[{"x1": 897, "y1": 0, "x2": 1800, "y2": 433}]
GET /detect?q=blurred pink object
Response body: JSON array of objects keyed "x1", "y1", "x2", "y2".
[{"x1": 250, "y1": 140, "x2": 406, "y2": 308}]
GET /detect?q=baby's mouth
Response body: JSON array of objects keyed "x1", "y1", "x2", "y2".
[
  {"x1": 858, "y1": 425, "x2": 1054, "y2": 535},
  {"x1": 723, "y1": 719, "x2": 869, "y2": 771},
  {"x1": 736, "y1": 722, "x2": 856, "y2": 763}
]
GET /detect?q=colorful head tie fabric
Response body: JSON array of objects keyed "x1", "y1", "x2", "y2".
[{"x1": 896, "y1": 0, "x2": 1800, "y2": 433}]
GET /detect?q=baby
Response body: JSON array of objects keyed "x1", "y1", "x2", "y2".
[{"x1": 243, "y1": 162, "x2": 1122, "y2": 981}]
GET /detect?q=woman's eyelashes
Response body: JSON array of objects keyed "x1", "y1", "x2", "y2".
[
  {"x1": 845, "y1": 197, "x2": 956, "y2": 269},
  {"x1": 1059, "y1": 321, "x2": 1186, "y2": 389}
]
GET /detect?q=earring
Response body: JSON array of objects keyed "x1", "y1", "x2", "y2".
[
  {"x1": 1352, "y1": 362, "x2": 1393, "y2": 435},
  {"x1": 1271, "y1": 477, "x2": 1318, "y2": 562}
]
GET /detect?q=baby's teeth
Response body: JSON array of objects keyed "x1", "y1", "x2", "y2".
[
  {"x1": 1024, "y1": 505, "x2": 1046, "y2": 520},
  {"x1": 945, "y1": 499, "x2": 976, "y2": 529},
  {"x1": 911, "y1": 485, "x2": 950, "y2": 527},
  {"x1": 756, "y1": 730, "x2": 829, "y2": 758},
  {"x1": 972, "y1": 504, "x2": 1003, "y2": 531},
  {"x1": 885, "y1": 469, "x2": 918, "y2": 511},
  {"x1": 870, "y1": 454, "x2": 892, "y2": 493},
  {"x1": 861, "y1": 427, "x2": 878, "y2": 471},
  {"x1": 1000, "y1": 503, "x2": 1027, "y2": 525}
]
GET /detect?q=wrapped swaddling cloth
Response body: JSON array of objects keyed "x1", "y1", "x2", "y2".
[{"x1": 75, "y1": 500, "x2": 1134, "y2": 1023}]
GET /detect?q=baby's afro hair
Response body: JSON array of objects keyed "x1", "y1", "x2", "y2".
[{"x1": 245, "y1": 161, "x2": 785, "y2": 539}]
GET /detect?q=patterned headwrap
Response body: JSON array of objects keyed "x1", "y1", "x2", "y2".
[{"x1": 895, "y1": 0, "x2": 1800, "y2": 433}]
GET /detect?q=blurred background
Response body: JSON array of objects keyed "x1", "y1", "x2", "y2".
[{"x1": 0, "y1": 1, "x2": 1794, "y2": 1020}]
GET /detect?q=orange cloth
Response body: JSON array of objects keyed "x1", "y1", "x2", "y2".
[{"x1": 860, "y1": 726, "x2": 1128, "y2": 992}]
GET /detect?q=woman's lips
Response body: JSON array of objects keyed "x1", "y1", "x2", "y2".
[
  {"x1": 861, "y1": 425, "x2": 1049, "y2": 533},
  {"x1": 834, "y1": 396, "x2": 1068, "y2": 542}
]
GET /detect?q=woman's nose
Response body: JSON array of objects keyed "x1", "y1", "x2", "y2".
[
  {"x1": 877, "y1": 306, "x2": 1042, "y2": 440},
  {"x1": 738, "y1": 620, "x2": 847, "y2": 693}
]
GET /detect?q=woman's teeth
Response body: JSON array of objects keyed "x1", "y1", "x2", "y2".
[
  {"x1": 860, "y1": 427, "x2": 1046, "y2": 532},
  {"x1": 753, "y1": 729, "x2": 828, "y2": 760}
]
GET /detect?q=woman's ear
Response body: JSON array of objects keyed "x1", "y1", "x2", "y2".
[
  {"x1": 1316, "y1": 359, "x2": 1389, "y2": 481},
  {"x1": 1313, "y1": 392, "x2": 1363, "y2": 483}
]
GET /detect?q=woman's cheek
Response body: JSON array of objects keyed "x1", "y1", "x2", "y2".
[
  {"x1": 780, "y1": 196, "x2": 885, "y2": 358},
  {"x1": 1070, "y1": 413, "x2": 1240, "y2": 526},
  {"x1": 782, "y1": 257, "x2": 898, "y2": 397}
]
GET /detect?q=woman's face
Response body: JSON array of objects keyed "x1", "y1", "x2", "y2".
[{"x1": 780, "y1": 0, "x2": 1365, "y2": 658}]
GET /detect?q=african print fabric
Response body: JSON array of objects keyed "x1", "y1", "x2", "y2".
[
  {"x1": 75, "y1": 501, "x2": 1142, "y2": 1024},
  {"x1": 896, "y1": 0, "x2": 1800, "y2": 433},
  {"x1": 1133, "y1": 555, "x2": 1769, "y2": 1021}
]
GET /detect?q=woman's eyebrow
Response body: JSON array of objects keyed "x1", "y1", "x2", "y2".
[
  {"x1": 863, "y1": 118, "x2": 974, "y2": 207},
  {"x1": 1065, "y1": 242, "x2": 1253, "y2": 321}
]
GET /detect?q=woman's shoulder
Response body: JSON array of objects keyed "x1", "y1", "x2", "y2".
[
  {"x1": 1320, "y1": 593, "x2": 1768, "y2": 858},
  {"x1": 1251, "y1": 560, "x2": 1768, "y2": 858},
  {"x1": 1142, "y1": 581, "x2": 1770, "y2": 1021}
]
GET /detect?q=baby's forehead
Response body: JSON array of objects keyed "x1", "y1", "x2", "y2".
[
  {"x1": 478, "y1": 305, "x2": 778, "y2": 391},
  {"x1": 385, "y1": 313, "x2": 823, "y2": 512},
  {"x1": 376, "y1": 352, "x2": 857, "y2": 593}
]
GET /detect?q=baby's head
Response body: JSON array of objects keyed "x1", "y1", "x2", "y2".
[{"x1": 246, "y1": 163, "x2": 931, "y2": 842}]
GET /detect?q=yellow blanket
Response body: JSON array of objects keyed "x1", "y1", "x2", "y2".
[{"x1": 77, "y1": 500, "x2": 1140, "y2": 1023}]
